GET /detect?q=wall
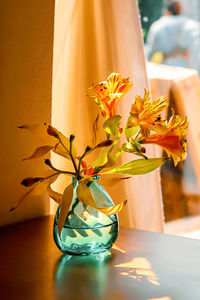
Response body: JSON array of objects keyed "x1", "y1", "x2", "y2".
[{"x1": 0, "y1": 0, "x2": 55, "y2": 226}]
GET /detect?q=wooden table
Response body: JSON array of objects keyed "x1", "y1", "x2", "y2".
[{"x1": 1, "y1": 216, "x2": 200, "y2": 300}]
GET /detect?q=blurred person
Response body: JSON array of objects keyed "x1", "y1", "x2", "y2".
[{"x1": 146, "y1": 1, "x2": 200, "y2": 72}]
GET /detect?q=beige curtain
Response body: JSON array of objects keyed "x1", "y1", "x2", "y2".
[{"x1": 52, "y1": 0, "x2": 164, "y2": 232}]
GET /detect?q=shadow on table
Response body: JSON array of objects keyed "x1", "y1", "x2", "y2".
[{"x1": 53, "y1": 247, "x2": 172, "y2": 300}]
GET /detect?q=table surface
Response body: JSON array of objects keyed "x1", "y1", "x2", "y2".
[{"x1": 1, "y1": 216, "x2": 200, "y2": 300}]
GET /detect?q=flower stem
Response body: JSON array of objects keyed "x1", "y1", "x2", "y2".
[
  {"x1": 44, "y1": 159, "x2": 76, "y2": 176},
  {"x1": 109, "y1": 128, "x2": 125, "y2": 153},
  {"x1": 113, "y1": 150, "x2": 123, "y2": 160},
  {"x1": 58, "y1": 135, "x2": 78, "y2": 174}
]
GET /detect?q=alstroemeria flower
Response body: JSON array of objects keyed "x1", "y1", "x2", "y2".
[
  {"x1": 166, "y1": 110, "x2": 188, "y2": 137},
  {"x1": 88, "y1": 73, "x2": 133, "y2": 118},
  {"x1": 141, "y1": 133, "x2": 186, "y2": 166},
  {"x1": 127, "y1": 89, "x2": 168, "y2": 137},
  {"x1": 141, "y1": 112, "x2": 188, "y2": 166}
]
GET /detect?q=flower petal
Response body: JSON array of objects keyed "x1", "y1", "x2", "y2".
[
  {"x1": 90, "y1": 149, "x2": 108, "y2": 167},
  {"x1": 76, "y1": 181, "x2": 127, "y2": 214}
]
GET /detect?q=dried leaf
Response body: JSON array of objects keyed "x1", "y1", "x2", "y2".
[
  {"x1": 21, "y1": 177, "x2": 43, "y2": 186},
  {"x1": 18, "y1": 124, "x2": 54, "y2": 144},
  {"x1": 22, "y1": 145, "x2": 54, "y2": 161},
  {"x1": 76, "y1": 181, "x2": 127, "y2": 215},
  {"x1": 92, "y1": 114, "x2": 99, "y2": 145},
  {"x1": 96, "y1": 140, "x2": 113, "y2": 148},
  {"x1": 10, "y1": 172, "x2": 59, "y2": 211},
  {"x1": 47, "y1": 186, "x2": 62, "y2": 204},
  {"x1": 102, "y1": 157, "x2": 168, "y2": 175},
  {"x1": 19, "y1": 124, "x2": 77, "y2": 160},
  {"x1": 47, "y1": 125, "x2": 59, "y2": 137},
  {"x1": 58, "y1": 183, "x2": 74, "y2": 236},
  {"x1": 47, "y1": 125, "x2": 77, "y2": 160}
]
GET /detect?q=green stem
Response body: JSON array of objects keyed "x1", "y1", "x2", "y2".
[
  {"x1": 109, "y1": 128, "x2": 125, "y2": 153},
  {"x1": 45, "y1": 160, "x2": 76, "y2": 176},
  {"x1": 58, "y1": 136, "x2": 78, "y2": 174},
  {"x1": 113, "y1": 150, "x2": 124, "y2": 160},
  {"x1": 42, "y1": 172, "x2": 60, "y2": 181}
]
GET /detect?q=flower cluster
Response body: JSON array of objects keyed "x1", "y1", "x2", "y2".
[{"x1": 12, "y1": 73, "x2": 188, "y2": 235}]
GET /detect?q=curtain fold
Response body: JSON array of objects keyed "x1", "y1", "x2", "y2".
[{"x1": 52, "y1": 0, "x2": 164, "y2": 232}]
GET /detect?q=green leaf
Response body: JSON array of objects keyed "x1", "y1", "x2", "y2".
[
  {"x1": 103, "y1": 115, "x2": 121, "y2": 136},
  {"x1": 102, "y1": 157, "x2": 168, "y2": 175},
  {"x1": 120, "y1": 142, "x2": 137, "y2": 153},
  {"x1": 125, "y1": 126, "x2": 140, "y2": 140},
  {"x1": 90, "y1": 149, "x2": 108, "y2": 167},
  {"x1": 119, "y1": 142, "x2": 148, "y2": 159}
]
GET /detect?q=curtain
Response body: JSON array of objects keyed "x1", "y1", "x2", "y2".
[{"x1": 52, "y1": 0, "x2": 164, "y2": 232}]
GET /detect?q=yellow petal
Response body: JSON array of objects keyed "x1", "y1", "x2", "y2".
[
  {"x1": 135, "y1": 95, "x2": 143, "y2": 112},
  {"x1": 148, "y1": 96, "x2": 168, "y2": 114},
  {"x1": 95, "y1": 199, "x2": 127, "y2": 215},
  {"x1": 58, "y1": 183, "x2": 74, "y2": 236},
  {"x1": 87, "y1": 81, "x2": 109, "y2": 99},
  {"x1": 106, "y1": 73, "x2": 122, "y2": 93},
  {"x1": 76, "y1": 181, "x2": 127, "y2": 215},
  {"x1": 143, "y1": 88, "x2": 152, "y2": 108},
  {"x1": 76, "y1": 181, "x2": 96, "y2": 207},
  {"x1": 90, "y1": 149, "x2": 108, "y2": 167}
]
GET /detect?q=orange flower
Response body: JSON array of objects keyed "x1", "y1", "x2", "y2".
[
  {"x1": 88, "y1": 73, "x2": 133, "y2": 118},
  {"x1": 128, "y1": 89, "x2": 168, "y2": 137},
  {"x1": 141, "y1": 112, "x2": 188, "y2": 166},
  {"x1": 166, "y1": 110, "x2": 188, "y2": 137},
  {"x1": 141, "y1": 133, "x2": 186, "y2": 166}
]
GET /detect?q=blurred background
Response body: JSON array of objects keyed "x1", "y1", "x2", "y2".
[{"x1": 138, "y1": 0, "x2": 200, "y2": 237}]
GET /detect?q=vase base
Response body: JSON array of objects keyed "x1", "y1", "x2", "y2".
[{"x1": 53, "y1": 221, "x2": 118, "y2": 255}]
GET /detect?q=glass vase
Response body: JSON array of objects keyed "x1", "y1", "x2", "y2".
[{"x1": 53, "y1": 176, "x2": 119, "y2": 255}]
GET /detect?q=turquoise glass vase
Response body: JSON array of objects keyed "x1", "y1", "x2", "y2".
[{"x1": 53, "y1": 176, "x2": 119, "y2": 255}]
